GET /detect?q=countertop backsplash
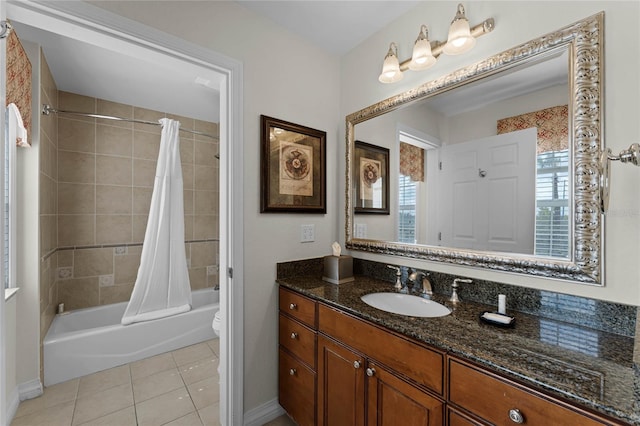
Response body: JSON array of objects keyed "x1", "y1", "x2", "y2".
[{"x1": 277, "y1": 257, "x2": 637, "y2": 338}]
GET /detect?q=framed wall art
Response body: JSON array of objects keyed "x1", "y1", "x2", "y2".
[
  {"x1": 260, "y1": 115, "x2": 326, "y2": 213},
  {"x1": 354, "y1": 140, "x2": 389, "y2": 214}
]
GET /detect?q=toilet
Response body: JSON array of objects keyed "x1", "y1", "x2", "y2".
[{"x1": 212, "y1": 310, "x2": 221, "y2": 336}]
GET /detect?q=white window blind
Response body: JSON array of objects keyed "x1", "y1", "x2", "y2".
[
  {"x1": 398, "y1": 174, "x2": 417, "y2": 244},
  {"x1": 535, "y1": 150, "x2": 569, "y2": 258}
]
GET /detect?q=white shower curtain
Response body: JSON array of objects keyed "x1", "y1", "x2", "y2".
[{"x1": 122, "y1": 118, "x2": 192, "y2": 325}]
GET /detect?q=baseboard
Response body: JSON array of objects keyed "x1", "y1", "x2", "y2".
[
  {"x1": 7, "y1": 386, "x2": 20, "y2": 426},
  {"x1": 18, "y1": 379, "x2": 43, "y2": 401},
  {"x1": 244, "y1": 398, "x2": 285, "y2": 426}
]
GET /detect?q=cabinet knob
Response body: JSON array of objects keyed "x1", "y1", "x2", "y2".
[
  {"x1": 289, "y1": 368, "x2": 296, "y2": 376},
  {"x1": 366, "y1": 367, "x2": 376, "y2": 377},
  {"x1": 290, "y1": 332, "x2": 298, "y2": 339},
  {"x1": 353, "y1": 361, "x2": 361, "y2": 369},
  {"x1": 508, "y1": 408, "x2": 524, "y2": 424},
  {"x1": 289, "y1": 303, "x2": 297, "y2": 310}
]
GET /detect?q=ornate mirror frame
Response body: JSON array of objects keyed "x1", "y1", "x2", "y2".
[{"x1": 345, "y1": 13, "x2": 604, "y2": 284}]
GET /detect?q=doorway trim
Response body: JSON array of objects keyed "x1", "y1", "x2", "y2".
[{"x1": 5, "y1": 2, "x2": 244, "y2": 424}]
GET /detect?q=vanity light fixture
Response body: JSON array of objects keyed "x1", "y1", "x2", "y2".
[
  {"x1": 378, "y1": 3, "x2": 494, "y2": 84},
  {"x1": 378, "y1": 42, "x2": 403, "y2": 83}
]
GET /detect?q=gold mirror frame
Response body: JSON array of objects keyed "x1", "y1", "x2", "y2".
[{"x1": 345, "y1": 13, "x2": 604, "y2": 284}]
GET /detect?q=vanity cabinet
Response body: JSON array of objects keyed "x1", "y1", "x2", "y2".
[
  {"x1": 447, "y1": 358, "x2": 622, "y2": 426},
  {"x1": 317, "y1": 304, "x2": 445, "y2": 426},
  {"x1": 278, "y1": 288, "x2": 318, "y2": 426}
]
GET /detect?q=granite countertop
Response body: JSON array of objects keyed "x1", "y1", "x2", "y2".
[{"x1": 277, "y1": 275, "x2": 639, "y2": 425}]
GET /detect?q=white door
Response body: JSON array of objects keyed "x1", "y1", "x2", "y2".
[{"x1": 439, "y1": 128, "x2": 537, "y2": 254}]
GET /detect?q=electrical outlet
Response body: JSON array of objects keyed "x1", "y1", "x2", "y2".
[
  {"x1": 355, "y1": 223, "x2": 367, "y2": 238},
  {"x1": 300, "y1": 224, "x2": 315, "y2": 243}
]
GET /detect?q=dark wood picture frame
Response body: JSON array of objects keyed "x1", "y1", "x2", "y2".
[
  {"x1": 260, "y1": 115, "x2": 326, "y2": 213},
  {"x1": 354, "y1": 140, "x2": 390, "y2": 215}
]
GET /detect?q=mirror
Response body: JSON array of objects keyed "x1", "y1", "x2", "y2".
[{"x1": 346, "y1": 13, "x2": 604, "y2": 284}]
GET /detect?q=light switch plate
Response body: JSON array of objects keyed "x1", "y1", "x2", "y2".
[{"x1": 301, "y1": 224, "x2": 315, "y2": 243}]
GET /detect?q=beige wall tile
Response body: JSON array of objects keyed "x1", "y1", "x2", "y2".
[
  {"x1": 194, "y1": 120, "x2": 219, "y2": 138},
  {"x1": 194, "y1": 165, "x2": 217, "y2": 191},
  {"x1": 133, "y1": 107, "x2": 164, "y2": 135},
  {"x1": 133, "y1": 187, "x2": 153, "y2": 214},
  {"x1": 97, "y1": 185, "x2": 132, "y2": 215},
  {"x1": 193, "y1": 215, "x2": 217, "y2": 240},
  {"x1": 96, "y1": 125, "x2": 133, "y2": 156},
  {"x1": 96, "y1": 155, "x2": 132, "y2": 186},
  {"x1": 194, "y1": 190, "x2": 217, "y2": 214},
  {"x1": 115, "y1": 252, "x2": 141, "y2": 284},
  {"x1": 58, "y1": 277, "x2": 99, "y2": 310},
  {"x1": 58, "y1": 118, "x2": 95, "y2": 153},
  {"x1": 183, "y1": 190, "x2": 194, "y2": 215},
  {"x1": 188, "y1": 267, "x2": 207, "y2": 290},
  {"x1": 183, "y1": 215, "x2": 193, "y2": 241},
  {"x1": 58, "y1": 151, "x2": 95, "y2": 184},
  {"x1": 96, "y1": 215, "x2": 132, "y2": 244},
  {"x1": 182, "y1": 163, "x2": 194, "y2": 190},
  {"x1": 133, "y1": 130, "x2": 161, "y2": 160},
  {"x1": 133, "y1": 215, "x2": 148, "y2": 242},
  {"x1": 58, "y1": 91, "x2": 95, "y2": 121},
  {"x1": 57, "y1": 249, "x2": 73, "y2": 267},
  {"x1": 58, "y1": 215, "x2": 95, "y2": 247},
  {"x1": 74, "y1": 248, "x2": 113, "y2": 277},
  {"x1": 207, "y1": 272, "x2": 219, "y2": 288},
  {"x1": 179, "y1": 138, "x2": 194, "y2": 164},
  {"x1": 100, "y1": 283, "x2": 135, "y2": 305},
  {"x1": 97, "y1": 99, "x2": 134, "y2": 129},
  {"x1": 133, "y1": 159, "x2": 156, "y2": 187},
  {"x1": 194, "y1": 141, "x2": 217, "y2": 166},
  {"x1": 167, "y1": 114, "x2": 195, "y2": 130},
  {"x1": 58, "y1": 183, "x2": 95, "y2": 214},
  {"x1": 191, "y1": 241, "x2": 216, "y2": 268}
]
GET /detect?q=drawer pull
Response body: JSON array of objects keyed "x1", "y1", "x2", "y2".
[
  {"x1": 290, "y1": 332, "x2": 298, "y2": 339},
  {"x1": 289, "y1": 368, "x2": 296, "y2": 376},
  {"x1": 366, "y1": 367, "x2": 376, "y2": 377},
  {"x1": 508, "y1": 408, "x2": 524, "y2": 424},
  {"x1": 353, "y1": 361, "x2": 361, "y2": 369},
  {"x1": 289, "y1": 303, "x2": 297, "y2": 310}
]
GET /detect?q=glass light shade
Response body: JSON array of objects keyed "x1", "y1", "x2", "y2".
[
  {"x1": 378, "y1": 43, "x2": 403, "y2": 83},
  {"x1": 443, "y1": 4, "x2": 476, "y2": 55},
  {"x1": 409, "y1": 25, "x2": 436, "y2": 71}
]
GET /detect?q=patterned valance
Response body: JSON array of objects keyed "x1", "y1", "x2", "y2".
[
  {"x1": 497, "y1": 105, "x2": 568, "y2": 154},
  {"x1": 399, "y1": 142, "x2": 424, "y2": 182},
  {"x1": 6, "y1": 26, "x2": 32, "y2": 147}
]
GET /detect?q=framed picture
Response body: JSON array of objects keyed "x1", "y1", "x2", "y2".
[
  {"x1": 260, "y1": 115, "x2": 326, "y2": 213},
  {"x1": 354, "y1": 140, "x2": 389, "y2": 214}
]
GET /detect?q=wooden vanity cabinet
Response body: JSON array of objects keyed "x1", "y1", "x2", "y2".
[
  {"x1": 447, "y1": 357, "x2": 624, "y2": 426},
  {"x1": 278, "y1": 288, "x2": 318, "y2": 426},
  {"x1": 318, "y1": 304, "x2": 445, "y2": 426}
]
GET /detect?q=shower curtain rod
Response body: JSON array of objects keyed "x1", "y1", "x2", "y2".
[{"x1": 41, "y1": 104, "x2": 217, "y2": 140}]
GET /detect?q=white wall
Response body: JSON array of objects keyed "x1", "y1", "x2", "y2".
[
  {"x1": 90, "y1": 0, "x2": 341, "y2": 413},
  {"x1": 341, "y1": 1, "x2": 640, "y2": 306}
]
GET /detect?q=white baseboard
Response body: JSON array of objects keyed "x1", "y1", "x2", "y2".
[
  {"x1": 7, "y1": 386, "x2": 20, "y2": 426},
  {"x1": 244, "y1": 398, "x2": 285, "y2": 426},
  {"x1": 18, "y1": 379, "x2": 43, "y2": 401}
]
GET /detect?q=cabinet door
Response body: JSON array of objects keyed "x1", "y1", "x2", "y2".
[
  {"x1": 318, "y1": 335, "x2": 365, "y2": 426},
  {"x1": 366, "y1": 362, "x2": 444, "y2": 426}
]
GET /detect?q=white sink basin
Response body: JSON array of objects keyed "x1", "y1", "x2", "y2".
[{"x1": 361, "y1": 293, "x2": 451, "y2": 318}]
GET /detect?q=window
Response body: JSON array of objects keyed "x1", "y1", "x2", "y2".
[
  {"x1": 535, "y1": 150, "x2": 570, "y2": 258},
  {"x1": 398, "y1": 174, "x2": 417, "y2": 243}
]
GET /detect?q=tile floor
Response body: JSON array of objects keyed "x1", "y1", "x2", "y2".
[{"x1": 11, "y1": 340, "x2": 220, "y2": 426}]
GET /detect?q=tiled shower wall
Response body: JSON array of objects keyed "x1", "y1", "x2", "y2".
[{"x1": 51, "y1": 91, "x2": 220, "y2": 311}]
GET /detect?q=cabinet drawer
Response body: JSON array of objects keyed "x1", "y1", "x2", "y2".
[
  {"x1": 319, "y1": 304, "x2": 444, "y2": 395},
  {"x1": 279, "y1": 348, "x2": 316, "y2": 426},
  {"x1": 279, "y1": 314, "x2": 316, "y2": 368},
  {"x1": 279, "y1": 287, "x2": 317, "y2": 328},
  {"x1": 448, "y1": 359, "x2": 611, "y2": 426}
]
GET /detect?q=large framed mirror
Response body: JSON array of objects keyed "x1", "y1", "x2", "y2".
[{"x1": 345, "y1": 13, "x2": 604, "y2": 284}]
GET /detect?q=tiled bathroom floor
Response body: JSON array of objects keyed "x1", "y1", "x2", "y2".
[{"x1": 11, "y1": 340, "x2": 220, "y2": 426}]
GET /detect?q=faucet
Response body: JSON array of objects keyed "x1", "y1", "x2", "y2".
[
  {"x1": 387, "y1": 265, "x2": 402, "y2": 290},
  {"x1": 409, "y1": 270, "x2": 433, "y2": 297},
  {"x1": 450, "y1": 278, "x2": 472, "y2": 303}
]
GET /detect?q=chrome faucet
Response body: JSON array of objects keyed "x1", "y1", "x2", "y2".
[
  {"x1": 387, "y1": 265, "x2": 402, "y2": 290},
  {"x1": 409, "y1": 270, "x2": 433, "y2": 297},
  {"x1": 450, "y1": 278, "x2": 472, "y2": 303}
]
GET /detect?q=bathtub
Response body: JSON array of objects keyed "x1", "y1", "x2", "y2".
[{"x1": 43, "y1": 288, "x2": 219, "y2": 386}]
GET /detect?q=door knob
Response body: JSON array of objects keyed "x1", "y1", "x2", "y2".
[
  {"x1": 353, "y1": 361, "x2": 361, "y2": 369},
  {"x1": 366, "y1": 367, "x2": 376, "y2": 377}
]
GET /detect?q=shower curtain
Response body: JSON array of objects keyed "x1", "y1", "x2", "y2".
[{"x1": 122, "y1": 118, "x2": 192, "y2": 325}]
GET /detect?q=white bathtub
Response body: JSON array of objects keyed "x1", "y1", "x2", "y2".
[{"x1": 44, "y1": 288, "x2": 219, "y2": 386}]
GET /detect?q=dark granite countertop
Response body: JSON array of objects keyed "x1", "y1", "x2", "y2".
[{"x1": 277, "y1": 275, "x2": 639, "y2": 425}]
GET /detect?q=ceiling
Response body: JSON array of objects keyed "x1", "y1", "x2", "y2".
[{"x1": 9, "y1": 1, "x2": 420, "y2": 123}]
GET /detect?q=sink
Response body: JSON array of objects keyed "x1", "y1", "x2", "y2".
[{"x1": 361, "y1": 293, "x2": 451, "y2": 318}]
